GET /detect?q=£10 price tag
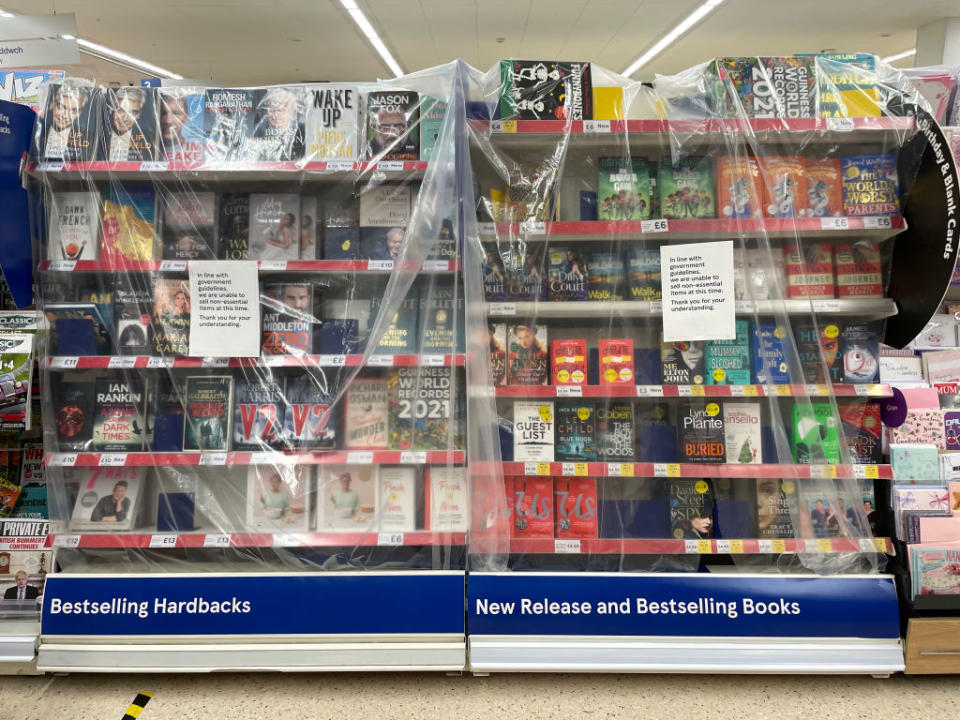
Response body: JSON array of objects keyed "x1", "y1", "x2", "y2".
[
  {"x1": 377, "y1": 161, "x2": 404, "y2": 172},
  {"x1": 98, "y1": 453, "x2": 128, "y2": 467},
  {"x1": 326, "y1": 160, "x2": 354, "y2": 172}
]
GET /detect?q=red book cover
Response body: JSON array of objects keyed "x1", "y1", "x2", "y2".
[
  {"x1": 834, "y1": 242, "x2": 882, "y2": 298},
  {"x1": 551, "y1": 339, "x2": 587, "y2": 385},
  {"x1": 511, "y1": 477, "x2": 554, "y2": 539},
  {"x1": 472, "y1": 476, "x2": 512, "y2": 541},
  {"x1": 599, "y1": 338, "x2": 635, "y2": 385},
  {"x1": 760, "y1": 156, "x2": 806, "y2": 219},
  {"x1": 717, "y1": 156, "x2": 763, "y2": 219},
  {"x1": 784, "y1": 242, "x2": 834, "y2": 299},
  {"x1": 803, "y1": 158, "x2": 843, "y2": 218},
  {"x1": 555, "y1": 477, "x2": 598, "y2": 539}
]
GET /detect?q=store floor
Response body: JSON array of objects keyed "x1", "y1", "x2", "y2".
[{"x1": 4, "y1": 672, "x2": 960, "y2": 719}]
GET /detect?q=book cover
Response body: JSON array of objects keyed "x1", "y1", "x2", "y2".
[
  {"x1": 359, "y1": 184, "x2": 411, "y2": 229},
  {"x1": 745, "y1": 248, "x2": 785, "y2": 300},
  {"x1": 801, "y1": 53, "x2": 880, "y2": 118},
  {"x1": 282, "y1": 372, "x2": 339, "y2": 449},
  {"x1": 550, "y1": 339, "x2": 586, "y2": 386},
  {"x1": 99, "y1": 86, "x2": 158, "y2": 161},
  {"x1": 804, "y1": 158, "x2": 843, "y2": 217},
  {"x1": 151, "y1": 278, "x2": 190, "y2": 356},
  {"x1": 482, "y1": 246, "x2": 508, "y2": 301},
  {"x1": 784, "y1": 242, "x2": 834, "y2": 299},
  {"x1": 419, "y1": 97, "x2": 447, "y2": 162},
  {"x1": 840, "y1": 323, "x2": 880, "y2": 383},
  {"x1": 626, "y1": 247, "x2": 661, "y2": 300},
  {"x1": 597, "y1": 401, "x2": 635, "y2": 461},
  {"x1": 660, "y1": 155, "x2": 716, "y2": 219},
  {"x1": 322, "y1": 194, "x2": 360, "y2": 260},
  {"x1": 706, "y1": 320, "x2": 751, "y2": 385},
  {"x1": 316, "y1": 464, "x2": 378, "y2": 531},
  {"x1": 547, "y1": 247, "x2": 589, "y2": 301},
  {"x1": 203, "y1": 88, "x2": 255, "y2": 161},
  {"x1": 511, "y1": 477, "x2": 554, "y2": 538},
  {"x1": 716, "y1": 57, "x2": 814, "y2": 118},
  {"x1": 796, "y1": 322, "x2": 842, "y2": 383},
  {"x1": 45, "y1": 302, "x2": 111, "y2": 356},
  {"x1": 299, "y1": 196, "x2": 318, "y2": 259},
  {"x1": 679, "y1": 403, "x2": 725, "y2": 463},
  {"x1": 246, "y1": 87, "x2": 305, "y2": 162},
  {"x1": 53, "y1": 380, "x2": 95, "y2": 451},
  {"x1": 46, "y1": 192, "x2": 99, "y2": 261},
  {"x1": 587, "y1": 250, "x2": 624, "y2": 301},
  {"x1": 555, "y1": 477, "x2": 598, "y2": 538},
  {"x1": 387, "y1": 366, "x2": 461, "y2": 451},
  {"x1": 507, "y1": 246, "x2": 547, "y2": 301},
  {"x1": 245, "y1": 465, "x2": 309, "y2": 531},
  {"x1": 156, "y1": 492, "x2": 195, "y2": 532},
  {"x1": 597, "y1": 157, "x2": 652, "y2": 221},
  {"x1": 378, "y1": 466, "x2": 417, "y2": 532},
  {"x1": 101, "y1": 185, "x2": 156, "y2": 262},
  {"x1": 717, "y1": 156, "x2": 762, "y2": 219},
  {"x1": 760, "y1": 156, "x2": 806, "y2": 218},
  {"x1": 365, "y1": 90, "x2": 420, "y2": 161},
  {"x1": 556, "y1": 401, "x2": 596, "y2": 462},
  {"x1": 724, "y1": 401, "x2": 762, "y2": 464},
  {"x1": 513, "y1": 400, "x2": 555, "y2": 462},
  {"x1": 158, "y1": 87, "x2": 206, "y2": 163},
  {"x1": 183, "y1": 376, "x2": 233, "y2": 452},
  {"x1": 40, "y1": 83, "x2": 99, "y2": 161},
  {"x1": 661, "y1": 339, "x2": 706, "y2": 385},
  {"x1": 839, "y1": 401, "x2": 883, "y2": 463},
  {"x1": 489, "y1": 323, "x2": 507, "y2": 387},
  {"x1": 420, "y1": 281, "x2": 463, "y2": 354},
  {"x1": 150, "y1": 378, "x2": 184, "y2": 451},
  {"x1": 753, "y1": 323, "x2": 791, "y2": 384},
  {"x1": 160, "y1": 191, "x2": 216, "y2": 260},
  {"x1": 499, "y1": 60, "x2": 592, "y2": 121},
  {"x1": 233, "y1": 378, "x2": 284, "y2": 451},
  {"x1": 669, "y1": 479, "x2": 714, "y2": 539},
  {"x1": 92, "y1": 378, "x2": 146, "y2": 452},
  {"x1": 304, "y1": 84, "x2": 359, "y2": 161},
  {"x1": 756, "y1": 478, "x2": 797, "y2": 538},
  {"x1": 426, "y1": 466, "x2": 467, "y2": 532},
  {"x1": 345, "y1": 375, "x2": 388, "y2": 449},
  {"x1": 790, "y1": 403, "x2": 841, "y2": 464},
  {"x1": 113, "y1": 284, "x2": 152, "y2": 355},
  {"x1": 261, "y1": 282, "x2": 313, "y2": 356},
  {"x1": 834, "y1": 241, "x2": 883, "y2": 298},
  {"x1": 508, "y1": 323, "x2": 548, "y2": 385},
  {"x1": 369, "y1": 293, "x2": 419, "y2": 354},
  {"x1": 599, "y1": 338, "x2": 635, "y2": 385},
  {"x1": 842, "y1": 153, "x2": 899, "y2": 216},
  {"x1": 69, "y1": 467, "x2": 144, "y2": 531},
  {"x1": 217, "y1": 192, "x2": 250, "y2": 260},
  {"x1": 248, "y1": 193, "x2": 300, "y2": 261},
  {"x1": 891, "y1": 410, "x2": 947, "y2": 450}
]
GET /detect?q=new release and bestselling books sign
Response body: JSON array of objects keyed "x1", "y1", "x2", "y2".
[{"x1": 469, "y1": 573, "x2": 899, "y2": 639}]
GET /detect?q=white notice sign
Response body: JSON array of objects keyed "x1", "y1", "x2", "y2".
[
  {"x1": 189, "y1": 261, "x2": 260, "y2": 357},
  {"x1": 661, "y1": 241, "x2": 735, "y2": 343}
]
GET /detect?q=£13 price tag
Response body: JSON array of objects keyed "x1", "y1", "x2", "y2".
[
  {"x1": 378, "y1": 532, "x2": 404, "y2": 546},
  {"x1": 150, "y1": 534, "x2": 178, "y2": 549},
  {"x1": 641, "y1": 219, "x2": 669, "y2": 233},
  {"x1": 203, "y1": 534, "x2": 231, "y2": 548}
]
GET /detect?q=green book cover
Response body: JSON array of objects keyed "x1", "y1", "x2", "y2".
[
  {"x1": 659, "y1": 156, "x2": 716, "y2": 219},
  {"x1": 419, "y1": 96, "x2": 447, "y2": 162},
  {"x1": 790, "y1": 403, "x2": 840, "y2": 464},
  {"x1": 597, "y1": 157, "x2": 651, "y2": 221},
  {"x1": 705, "y1": 320, "x2": 751, "y2": 385}
]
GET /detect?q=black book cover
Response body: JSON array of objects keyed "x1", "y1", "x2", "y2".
[
  {"x1": 92, "y1": 377, "x2": 147, "y2": 452},
  {"x1": 247, "y1": 87, "x2": 305, "y2": 161},
  {"x1": 161, "y1": 192, "x2": 217, "y2": 260},
  {"x1": 661, "y1": 340, "x2": 706, "y2": 385},
  {"x1": 98, "y1": 86, "x2": 158, "y2": 161},
  {"x1": 556, "y1": 401, "x2": 597, "y2": 462},
  {"x1": 203, "y1": 88, "x2": 255, "y2": 162},
  {"x1": 507, "y1": 246, "x2": 546, "y2": 301},
  {"x1": 150, "y1": 377, "x2": 184, "y2": 452},
  {"x1": 679, "y1": 401, "x2": 725, "y2": 463},
  {"x1": 669, "y1": 478, "x2": 715, "y2": 539},
  {"x1": 114, "y1": 284, "x2": 153, "y2": 355},
  {"x1": 54, "y1": 380, "x2": 95, "y2": 451},
  {"x1": 40, "y1": 83, "x2": 100, "y2": 162},
  {"x1": 365, "y1": 90, "x2": 420, "y2": 161},
  {"x1": 183, "y1": 376, "x2": 233, "y2": 452},
  {"x1": 597, "y1": 401, "x2": 635, "y2": 461},
  {"x1": 217, "y1": 192, "x2": 250, "y2": 260},
  {"x1": 795, "y1": 322, "x2": 842, "y2": 383},
  {"x1": 500, "y1": 60, "x2": 593, "y2": 121}
]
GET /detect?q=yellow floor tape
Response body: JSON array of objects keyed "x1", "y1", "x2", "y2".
[{"x1": 121, "y1": 691, "x2": 153, "y2": 719}]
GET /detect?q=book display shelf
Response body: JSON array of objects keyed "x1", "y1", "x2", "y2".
[
  {"x1": 462, "y1": 57, "x2": 959, "y2": 674},
  {"x1": 29, "y1": 66, "x2": 468, "y2": 672}
]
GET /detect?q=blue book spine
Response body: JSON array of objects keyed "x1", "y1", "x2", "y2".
[{"x1": 752, "y1": 322, "x2": 791, "y2": 384}]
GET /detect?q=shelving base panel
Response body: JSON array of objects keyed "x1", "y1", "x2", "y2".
[{"x1": 0, "y1": 620, "x2": 40, "y2": 671}]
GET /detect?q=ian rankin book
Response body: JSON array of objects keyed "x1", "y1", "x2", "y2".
[
  {"x1": 46, "y1": 192, "x2": 99, "y2": 261},
  {"x1": 233, "y1": 378, "x2": 285, "y2": 451},
  {"x1": 69, "y1": 467, "x2": 144, "y2": 531},
  {"x1": 183, "y1": 376, "x2": 233, "y2": 452},
  {"x1": 92, "y1": 377, "x2": 147, "y2": 452},
  {"x1": 513, "y1": 400, "x2": 555, "y2": 462}
]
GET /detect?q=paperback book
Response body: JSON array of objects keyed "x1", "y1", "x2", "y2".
[
  {"x1": 555, "y1": 401, "x2": 596, "y2": 462},
  {"x1": 659, "y1": 156, "x2": 716, "y2": 219},
  {"x1": 597, "y1": 157, "x2": 652, "y2": 221},
  {"x1": 53, "y1": 380, "x2": 95, "y2": 451},
  {"x1": 790, "y1": 402, "x2": 841, "y2": 464},
  {"x1": 597, "y1": 401, "x2": 635, "y2": 461},
  {"x1": 92, "y1": 378, "x2": 146, "y2": 452},
  {"x1": 717, "y1": 156, "x2": 762, "y2": 219},
  {"x1": 489, "y1": 323, "x2": 507, "y2": 387},
  {"x1": 784, "y1": 242, "x2": 834, "y2": 299},
  {"x1": 511, "y1": 476, "x2": 554, "y2": 538},
  {"x1": 839, "y1": 401, "x2": 883, "y2": 463},
  {"x1": 804, "y1": 158, "x2": 843, "y2": 217},
  {"x1": 550, "y1": 338, "x2": 587, "y2": 386},
  {"x1": 705, "y1": 320, "x2": 751, "y2": 385},
  {"x1": 796, "y1": 322, "x2": 843, "y2": 383},
  {"x1": 599, "y1": 338, "x2": 634, "y2": 385},
  {"x1": 760, "y1": 156, "x2": 806, "y2": 218},
  {"x1": 508, "y1": 323, "x2": 548, "y2": 385},
  {"x1": 547, "y1": 247, "x2": 589, "y2": 301},
  {"x1": 753, "y1": 323, "x2": 791, "y2": 384},
  {"x1": 679, "y1": 403, "x2": 725, "y2": 463},
  {"x1": 669, "y1": 478, "x2": 714, "y2": 539},
  {"x1": 756, "y1": 478, "x2": 797, "y2": 538},
  {"x1": 482, "y1": 246, "x2": 508, "y2": 301},
  {"x1": 661, "y1": 339, "x2": 706, "y2": 385},
  {"x1": 555, "y1": 477, "x2": 598, "y2": 539},
  {"x1": 507, "y1": 246, "x2": 546, "y2": 301},
  {"x1": 834, "y1": 242, "x2": 883, "y2": 298},
  {"x1": 723, "y1": 401, "x2": 762, "y2": 464},
  {"x1": 626, "y1": 247, "x2": 661, "y2": 300},
  {"x1": 587, "y1": 250, "x2": 624, "y2": 301},
  {"x1": 842, "y1": 153, "x2": 899, "y2": 216},
  {"x1": 183, "y1": 376, "x2": 233, "y2": 452},
  {"x1": 499, "y1": 60, "x2": 593, "y2": 121},
  {"x1": 513, "y1": 400, "x2": 555, "y2": 462},
  {"x1": 840, "y1": 323, "x2": 880, "y2": 383}
]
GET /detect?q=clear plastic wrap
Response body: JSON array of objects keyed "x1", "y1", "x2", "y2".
[
  {"x1": 464, "y1": 56, "x2": 956, "y2": 576},
  {"x1": 30, "y1": 63, "x2": 467, "y2": 577}
]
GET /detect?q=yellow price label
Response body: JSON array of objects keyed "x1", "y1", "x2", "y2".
[
  {"x1": 818, "y1": 539, "x2": 833, "y2": 553},
  {"x1": 775, "y1": 385, "x2": 792, "y2": 396},
  {"x1": 574, "y1": 463, "x2": 588, "y2": 476},
  {"x1": 557, "y1": 370, "x2": 570, "y2": 383},
  {"x1": 698, "y1": 539, "x2": 712, "y2": 554},
  {"x1": 743, "y1": 385, "x2": 760, "y2": 396},
  {"x1": 815, "y1": 384, "x2": 829, "y2": 396},
  {"x1": 864, "y1": 465, "x2": 879, "y2": 479},
  {"x1": 771, "y1": 539, "x2": 786, "y2": 553},
  {"x1": 873, "y1": 537, "x2": 888, "y2": 552},
  {"x1": 691, "y1": 385, "x2": 706, "y2": 397},
  {"x1": 538, "y1": 405, "x2": 552, "y2": 422},
  {"x1": 705, "y1": 402, "x2": 720, "y2": 417},
  {"x1": 537, "y1": 462, "x2": 551, "y2": 476},
  {"x1": 620, "y1": 463, "x2": 634, "y2": 477},
  {"x1": 824, "y1": 324, "x2": 839, "y2": 339},
  {"x1": 729, "y1": 539, "x2": 744, "y2": 554},
  {"x1": 694, "y1": 480, "x2": 709, "y2": 494},
  {"x1": 604, "y1": 369, "x2": 618, "y2": 382},
  {"x1": 712, "y1": 368, "x2": 726, "y2": 383},
  {"x1": 667, "y1": 463, "x2": 681, "y2": 477},
  {"x1": 782, "y1": 480, "x2": 796, "y2": 494},
  {"x1": 577, "y1": 407, "x2": 591, "y2": 421},
  {"x1": 501, "y1": 120, "x2": 517, "y2": 133},
  {"x1": 826, "y1": 465, "x2": 838, "y2": 478},
  {"x1": 867, "y1": 384, "x2": 882, "y2": 395}
]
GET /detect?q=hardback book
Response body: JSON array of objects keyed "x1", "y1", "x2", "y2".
[
  {"x1": 799, "y1": 52, "x2": 880, "y2": 118},
  {"x1": 507, "y1": 246, "x2": 546, "y2": 301},
  {"x1": 246, "y1": 87, "x2": 305, "y2": 162},
  {"x1": 839, "y1": 401, "x2": 883, "y2": 464},
  {"x1": 419, "y1": 97, "x2": 447, "y2": 162},
  {"x1": 322, "y1": 194, "x2": 360, "y2": 260},
  {"x1": 784, "y1": 242, "x2": 834, "y2": 299},
  {"x1": 101, "y1": 185, "x2": 156, "y2": 262},
  {"x1": 511, "y1": 476, "x2": 555, "y2": 538},
  {"x1": 426, "y1": 466, "x2": 468, "y2": 532},
  {"x1": 556, "y1": 401, "x2": 597, "y2": 462},
  {"x1": 555, "y1": 477, "x2": 598, "y2": 539},
  {"x1": 705, "y1": 320, "x2": 751, "y2": 385},
  {"x1": 157, "y1": 87, "x2": 206, "y2": 163},
  {"x1": 358, "y1": 184, "x2": 411, "y2": 261},
  {"x1": 299, "y1": 196, "x2": 318, "y2": 259},
  {"x1": 369, "y1": 293, "x2": 419, "y2": 355},
  {"x1": 45, "y1": 302, "x2": 111, "y2": 356},
  {"x1": 69, "y1": 467, "x2": 144, "y2": 531},
  {"x1": 489, "y1": 323, "x2": 507, "y2": 387},
  {"x1": 482, "y1": 245, "x2": 508, "y2": 301},
  {"x1": 151, "y1": 278, "x2": 190, "y2": 356},
  {"x1": 661, "y1": 339, "x2": 706, "y2": 385},
  {"x1": 203, "y1": 88, "x2": 255, "y2": 162},
  {"x1": 724, "y1": 401, "x2": 762, "y2": 464},
  {"x1": 498, "y1": 60, "x2": 593, "y2": 121},
  {"x1": 626, "y1": 247, "x2": 661, "y2": 301},
  {"x1": 841, "y1": 153, "x2": 899, "y2": 216},
  {"x1": 160, "y1": 192, "x2": 216, "y2": 260},
  {"x1": 304, "y1": 84, "x2": 360, "y2": 162},
  {"x1": 660, "y1": 156, "x2": 716, "y2": 219},
  {"x1": 245, "y1": 465, "x2": 310, "y2": 531},
  {"x1": 282, "y1": 372, "x2": 339, "y2": 449},
  {"x1": 156, "y1": 492, "x2": 196, "y2": 532},
  {"x1": 669, "y1": 478, "x2": 714, "y2": 539},
  {"x1": 92, "y1": 378, "x2": 146, "y2": 452},
  {"x1": 261, "y1": 282, "x2": 313, "y2": 356},
  {"x1": 508, "y1": 323, "x2": 548, "y2": 385},
  {"x1": 679, "y1": 402, "x2": 725, "y2": 463},
  {"x1": 717, "y1": 156, "x2": 763, "y2": 219},
  {"x1": 40, "y1": 82, "x2": 100, "y2": 161},
  {"x1": 46, "y1": 192, "x2": 100, "y2": 261},
  {"x1": 365, "y1": 90, "x2": 420, "y2": 161},
  {"x1": 345, "y1": 376, "x2": 388, "y2": 449},
  {"x1": 587, "y1": 250, "x2": 624, "y2": 301},
  {"x1": 599, "y1": 338, "x2": 635, "y2": 385},
  {"x1": 358, "y1": 223, "x2": 405, "y2": 263},
  {"x1": 427, "y1": 213, "x2": 458, "y2": 263},
  {"x1": 745, "y1": 248, "x2": 785, "y2": 300},
  {"x1": 419, "y1": 281, "x2": 464, "y2": 354},
  {"x1": 53, "y1": 380, "x2": 95, "y2": 451},
  {"x1": 233, "y1": 378, "x2": 284, "y2": 451},
  {"x1": 796, "y1": 322, "x2": 843, "y2": 383},
  {"x1": 114, "y1": 284, "x2": 152, "y2": 355},
  {"x1": 840, "y1": 323, "x2": 880, "y2": 383},
  {"x1": 891, "y1": 410, "x2": 947, "y2": 450},
  {"x1": 387, "y1": 366, "x2": 462, "y2": 451},
  {"x1": 790, "y1": 403, "x2": 841, "y2": 464},
  {"x1": 547, "y1": 247, "x2": 589, "y2": 301},
  {"x1": 315, "y1": 464, "x2": 378, "y2": 531},
  {"x1": 597, "y1": 401, "x2": 635, "y2": 461},
  {"x1": 760, "y1": 156, "x2": 806, "y2": 218},
  {"x1": 248, "y1": 193, "x2": 300, "y2": 261},
  {"x1": 183, "y1": 375, "x2": 233, "y2": 452},
  {"x1": 753, "y1": 323, "x2": 791, "y2": 384},
  {"x1": 550, "y1": 338, "x2": 587, "y2": 386},
  {"x1": 217, "y1": 192, "x2": 250, "y2": 260},
  {"x1": 756, "y1": 478, "x2": 797, "y2": 538},
  {"x1": 834, "y1": 241, "x2": 883, "y2": 298},
  {"x1": 513, "y1": 400, "x2": 555, "y2": 462},
  {"x1": 597, "y1": 157, "x2": 652, "y2": 221},
  {"x1": 378, "y1": 466, "x2": 417, "y2": 532},
  {"x1": 716, "y1": 57, "x2": 815, "y2": 118},
  {"x1": 99, "y1": 86, "x2": 158, "y2": 161},
  {"x1": 803, "y1": 158, "x2": 844, "y2": 217},
  {"x1": 150, "y1": 378, "x2": 184, "y2": 451}
]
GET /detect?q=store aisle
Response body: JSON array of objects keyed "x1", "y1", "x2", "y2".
[{"x1": 4, "y1": 672, "x2": 959, "y2": 719}]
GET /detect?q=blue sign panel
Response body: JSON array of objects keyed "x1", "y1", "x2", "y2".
[
  {"x1": 43, "y1": 573, "x2": 465, "y2": 636},
  {"x1": 469, "y1": 573, "x2": 899, "y2": 639},
  {"x1": 0, "y1": 99, "x2": 37, "y2": 307}
]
